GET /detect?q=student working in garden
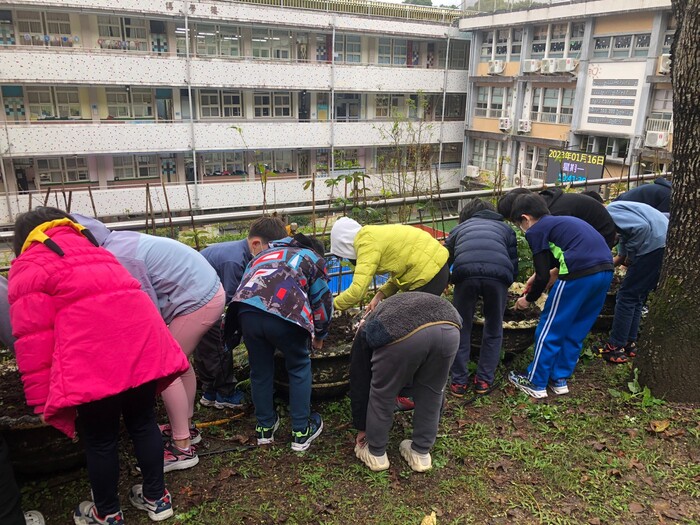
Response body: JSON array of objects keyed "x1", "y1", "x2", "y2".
[
  {"x1": 9, "y1": 208, "x2": 189, "y2": 525},
  {"x1": 507, "y1": 194, "x2": 614, "y2": 399},
  {"x1": 195, "y1": 217, "x2": 288, "y2": 410},
  {"x1": 229, "y1": 233, "x2": 333, "y2": 452},
  {"x1": 329, "y1": 217, "x2": 450, "y2": 312},
  {"x1": 350, "y1": 292, "x2": 461, "y2": 472},
  {"x1": 444, "y1": 199, "x2": 518, "y2": 397},
  {"x1": 73, "y1": 214, "x2": 226, "y2": 473},
  {"x1": 598, "y1": 201, "x2": 668, "y2": 363}
]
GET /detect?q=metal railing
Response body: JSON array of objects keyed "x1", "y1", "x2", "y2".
[
  {"x1": 231, "y1": 0, "x2": 472, "y2": 23},
  {"x1": 530, "y1": 111, "x2": 573, "y2": 125},
  {"x1": 645, "y1": 118, "x2": 673, "y2": 133}
]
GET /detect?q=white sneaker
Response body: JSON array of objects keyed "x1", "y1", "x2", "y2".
[
  {"x1": 399, "y1": 440, "x2": 432, "y2": 472},
  {"x1": 354, "y1": 444, "x2": 390, "y2": 471},
  {"x1": 24, "y1": 511, "x2": 45, "y2": 525},
  {"x1": 548, "y1": 378, "x2": 570, "y2": 395}
]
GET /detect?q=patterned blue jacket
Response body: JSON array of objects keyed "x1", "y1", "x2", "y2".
[{"x1": 231, "y1": 237, "x2": 333, "y2": 339}]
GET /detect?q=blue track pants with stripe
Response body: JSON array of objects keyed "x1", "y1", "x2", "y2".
[{"x1": 527, "y1": 270, "x2": 613, "y2": 389}]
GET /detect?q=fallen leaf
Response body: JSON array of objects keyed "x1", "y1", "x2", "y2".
[
  {"x1": 629, "y1": 502, "x2": 644, "y2": 513},
  {"x1": 216, "y1": 468, "x2": 238, "y2": 481},
  {"x1": 662, "y1": 508, "x2": 684, "y2": 521},
  {"x1": 420, "y1": 511, "x2": 437, "y2": 525},
  {"x1": 588, "y1": 518, "x2": 601, "y2": 525},
  {"x1": 628, "y1": 459, "x2": 644, "y2": 470},
  {"x1": 663, "y1": 428, "x2": 686, "y2": 438},
  {"x1": 490, "y1": 459, "x2": 513, "y2": 472},
  {"x1": 511, "y1": 416, "x2": 527, "y2": 430},
  {"x1": 456, "y1": 419, "x2": 469, "y2": 429},
  {"x1": 592, "y1": 442, "x2": 606, "y2": 452},
  {"x1": 649, "y1": 420, "x2": 670, "y2": 433},
  {"x1": 607, "y1": 468, "x2": 622, "y2": 478},
  {"x1": 640, "y1": 476, "x2": 655, "y2": 487},
  {"x1": 625, "y1": 428, "x2": 639, "y2": 439}
]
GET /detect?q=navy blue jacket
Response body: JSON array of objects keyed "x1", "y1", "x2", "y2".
[
  {"x1": 200, "y1": 239, "x2": 252, "y2": 304},
  {"x1": 445, "y1": 210, "x2": 518, "y2": 286},
  {"x1": 616, "y1": 177, "x2": 671, "y2": 213}
]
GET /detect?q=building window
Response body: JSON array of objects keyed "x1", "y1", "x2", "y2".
[
  {"x1": 495, "y1": 29, "x2": 508, "y2": 60},
  {"x1": 475, "y1": 86, "x2": 488, "y2": 117},
  {"x1": 375, "y1": 94, "x2": 403, "y2": 119},
  {"x1": 130, "y1": 88, "x2": 153, "y2": 118},
  {"x1": 37, "y1": 157, "x2": 88, "y2": 184},
  {"x1": 490, "y1": 87, "x2": 505, "y2": 118},
  {"x1": 106, "y1": 88, "x2": 130, "y2": 118},
  {"x1": 26, "y1": 87, "x2": 54, "y2": 120},
  {"x1": 480, "y1": 31, "x2": 494, "y2": 62},
  {"x1": 45, "y1": 13, "x2": 71, "y2": 36},
  {"x1": 523, "y1": 145, "x2": 547, "y2": 182},
  {"x1": 113, "y1": 155, "x2": 158, "y2": 179},
  {"x1": 201, "y1": 151, "x2": 246, "y2": 176},
  {"x1": 605, "y1": 138, "x2": 629, "y2": 159},
  {"x1": 273, "y1": 92, "x2": 292, "y2": 117},
  {"x1": 105, "y1": 87, "x2": 152, "y2": 119},
  {"x1": 378, "y1": 38, "x2": 407, "y2": 65},
  {"x1": 531, "y1": 25, "x2": 548, "y2": 58},
  {"x1": 200, "y1": 90, "x2": 220, "y2": 118},
  {"x1": 449, "y1": 40, "x2": 469, "y2": 69},
  {"x1": 594, "y1": 32, "x2": 651, "y2": 59},
  {"x1": 335, "y1": 34, "x2": 362, "y2": 63},
  {"x1": 98, "y1": 16, "x2": 148, "y2": 51},
  {"x1": 531, "y1": 87, "x2": 575, "y2": 124},
  {"x1": 195, "y1": 24, "x2": 218, "y2": 56},
  {"x1": 219, "y1": 26, "x2": 241, "y2": 57},
  {"x1": 511, "y1": 29, "x2": 523, "y2": 62},
  {"x1": 662, "y1": 16, "x2": 676, "y2": 54},
  {"x1": 474, "y1": 86, "x2": 509, "y2": 118},
  {"x1": 222, "y1": 91, "x2": 243, "y2": 117},
  {"x1": 549, "y1": 23, "x2": 567, "y2": 58},
  {"x1": 252, "y1": 29, "x2": 291, "y2": 60},
  {"x1": 569, "y1": 23, "x2": 585, "y2": 55},
  {"x1": 650, "y1": 88, "x2": 673, "y2": 121},
  {"x1": 436, "y1": 94, "x2": 466, "y2": 120},
  {"x1": 254, "y1": 92, "x2": 271, "y2": 117},
  {"x1": 16, "y1": 10, "x2": 72, "y2": 46}
]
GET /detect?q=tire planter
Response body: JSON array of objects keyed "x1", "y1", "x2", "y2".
[
  {"x1": 592, "y1": 292, "x2": 617, "y2": 332},
  {"x1": 0, "y1": 415, "x2": 85, "y2": 475},
  {"x1": 274, "y1": 343, "x2": 352, "y2": 399},
  {"x1": 471, "y1": 318, "x2": 538, "y2": 355}
]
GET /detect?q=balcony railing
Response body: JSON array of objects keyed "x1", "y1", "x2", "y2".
[
  {"x1": 645, "y1": 118, "x2": 673, "y2": 133},
  {"x1": 530, "y1": 111, "x2": 573, "y2": 125}
]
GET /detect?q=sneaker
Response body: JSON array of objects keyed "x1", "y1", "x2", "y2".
[
  {"x1": 255, "y1": 414, "x2": 280, "y2": 445},
  {"x1": 291, "y1": 412, "x2": 323, "y2": 452},
  {"x1": 129, "y1": 485, "x2": 174, "y2": 522},
  {"x1": 450, "y1": 383, "x2": 468, "y2": 397},
  {"x1": 163, "y1": 441, "x2": 199, "y2": 473},
  {"x1": 73, "y1": 502, "x2": 123, "y2": 525},
  {"x1": 599, "y1": 342, "x2": 629, "y2": 364},
  {"x1": 24, "y1": 511, "x2": 45, "y2": 525},
  {"x1": 160, "y1": 423, "x2": 201, "y2": 445},
  {"x1": 508, "y1": 371, "x2": 547, "y2": 399},
  {"x1": 199, "y1": 391, "x2": 219, "y2": 408},
  {"x1": 214, "y1": 390, "x2": 246, "y2": 409},
  {"x1": 624, "y1": 341, "x2": 638, "y2": 358},
  {"x1": 548, "y1": 378, "x2": 569, "y2": 395},
  {"x1": 399, "y1": 439, "x2": 432, "y2": 472},
  {"x1": 473, "y1": 376, "x2": 492, "y2": 395},
  {"x1": 354, "y1": 444, "x2": 390, "y2": 471},
  {"x1": 394, "y1": 396, "x2": 415, "y2": 412}
]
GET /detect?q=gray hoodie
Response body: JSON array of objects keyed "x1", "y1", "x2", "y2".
[{"x1": 74, "y1": 215, "x2": 220, "y2": 324}]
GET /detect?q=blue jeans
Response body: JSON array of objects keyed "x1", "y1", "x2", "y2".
[
  {"x1": 239, "y1": 309, "x2": 312, "y2": 432},
  {"x1": 450, "y1": 278, "x2": 508, "y2": 385},
  {"x1": 609, "y1": 247, "x2": 665, "y2": 347}
]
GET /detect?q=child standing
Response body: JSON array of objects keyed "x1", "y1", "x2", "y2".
[
  {"x1": 599, "y1": 201, "x2": 668, "y2": 363},
  {"x1": 196, "y1": 217, "x2": 287, "y2": 409},
  {"x1": 9, "y1": 208, "x2": 188, "y2": 525},
  {"x1": 445, "y1": 199, "x2": 518, "y2": 396},
  {"x1": 230, "y1": 234, "x2": 333, "y2": 451},
  {"x1": 73, "y1": 214, "x2": 225, "y2": 472},
  {"x1": 508, "y1": 194, "x2": 614, "y2": 398}
]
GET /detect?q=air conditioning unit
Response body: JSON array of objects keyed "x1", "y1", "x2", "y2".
[
  {"x1": 556, "y1": 58, "x2": 579, "y2": 73},
  {"x1": 488, "y1": 59, "x2": 505, "y2": 75},
  {"x1": 517, "y1": 119, "x2": 532, "y2": 133},
  {"x1": 658, "y1": 53, "x2": 672, "y2": 75},
  {"x1": 522, "y1": 59, "x2": 541, "y2": 73},
  {"x1": 513, "y1": 176, "x2": 523, "y2": 186},
  {"x1": 644, "y1": 130, "x2": 670, "y2": 148},
  {"x1": 540, "y1": 58, "x2": 557, "y2": 74},
  {"x1": 466, "y1": 165, "x2": 481, "y2": 178},
  {"x1": 498, "y1": 117, "x2": 512, "y2": 132}
]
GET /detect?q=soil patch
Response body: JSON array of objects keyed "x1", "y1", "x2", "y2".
[
  {"x1": 0, "y1": 360, "x2": 32, "y2": 420},
  {"x1": 323, "y1": 312, "x2": 356, "y2": 348}
]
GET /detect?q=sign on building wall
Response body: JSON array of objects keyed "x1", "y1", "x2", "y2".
[
  {"x1": 546, "y1": 149, "x2": 605, "y2": 183},
  {"x1": 580, "y1": 62, "x2": 646, "y2": 133}
]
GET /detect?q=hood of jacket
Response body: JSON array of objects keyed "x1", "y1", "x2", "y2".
[
  {"x1": 471, "y1": 209, "x2": 505, "y2": 222},
  {"x1": 654, "y1": 177, "x2": 672, "y2": 189},
  {"x1": 539, "y1": 187, "x2": 564, "y2": 208},
  {"x1": 21, "y1": 218, "x2": 98, "y2": 256},
  {"x1": 330, "y1": 217, "x2": 362, "y2": 259},
  {"x1": 72, "y1": 214, "x2": 112, "y2": 246}
]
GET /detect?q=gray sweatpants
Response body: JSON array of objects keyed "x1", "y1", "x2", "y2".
[{"x1": 366, "y1": 323, "x2": 459, "y2": 456}]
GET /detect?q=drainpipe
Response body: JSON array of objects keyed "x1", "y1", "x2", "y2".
[
  {"x1": 183, "y1": 1, "x2": 199, "y2": 209},
  {"x1": 1, "y1": 118, "x2": 14, "y2": 221},
  {"x1": 437, "y1": 34, "x2": 451, "y2": 184},
  {"x1": 330, "y1": 22, "x2": 336, "y2": 179}
]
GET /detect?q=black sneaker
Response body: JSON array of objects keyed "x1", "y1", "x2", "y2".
[
  {"x1": 255, "y1": 414, "x2": 280, "y2": 445},
  {"x1": 291, "y1": 412, "x2": 323, "y2": 452}
]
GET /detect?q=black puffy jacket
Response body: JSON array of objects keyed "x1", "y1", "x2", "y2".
[{"x1": 445, "y1": 210, "x2": 518, "y2": 286}]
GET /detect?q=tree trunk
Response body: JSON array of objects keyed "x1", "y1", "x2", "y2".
[{"x1": 637, "y1": 0, "x2": 700, "y2": 402}]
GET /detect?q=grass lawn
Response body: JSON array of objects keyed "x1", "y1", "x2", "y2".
[{"x1": 19, "y1": 345, "x2": 700, "y2": 525}]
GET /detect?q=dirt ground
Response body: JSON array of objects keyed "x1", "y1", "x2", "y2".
[{"x1": 10, "y1": 345, "x2": 700, "y2": 525}]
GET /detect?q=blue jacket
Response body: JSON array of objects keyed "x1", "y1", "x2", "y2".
[
  {"x1": 74, "y1": 215, "x2": 221, "y2": 324},
  {"x1": 232, "y1": 237, "x2": 333, "y2": 339},
  {"x1": 200, "y1": 239, "x2": 252, "y2": 304},
  {"x1": 616, "y1": 177, "x2": 672, "y2": 213},
  {"x1": 445, "y1": 210, "x2": 518, "y2": 286},
  {"x1": 606, "y1": 201, "x2": 668, "y2": 262}
]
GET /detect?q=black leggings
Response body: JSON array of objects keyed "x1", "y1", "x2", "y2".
[
  {"x1": 0, "y1": 433, "x2": 24, "y2": 525},
  {"x1": 77, "y1": 382, "x2": 164, "y2": 516},
  {"x1": 412, "y1": 262, "x2": 450, "y2": 296}
]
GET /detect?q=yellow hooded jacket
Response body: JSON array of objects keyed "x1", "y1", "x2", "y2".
[{"x1": 333, "y1": 223, "x2": 448, "y2": 311}]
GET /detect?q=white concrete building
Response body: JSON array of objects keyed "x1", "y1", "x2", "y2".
[{"x1": 0, "y1": 0, "x2": 471, "y2": 223}]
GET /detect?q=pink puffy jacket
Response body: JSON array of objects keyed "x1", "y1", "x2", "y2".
[{"x1": 9, "y1": 220, "x2": 189, "y2": 438}]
